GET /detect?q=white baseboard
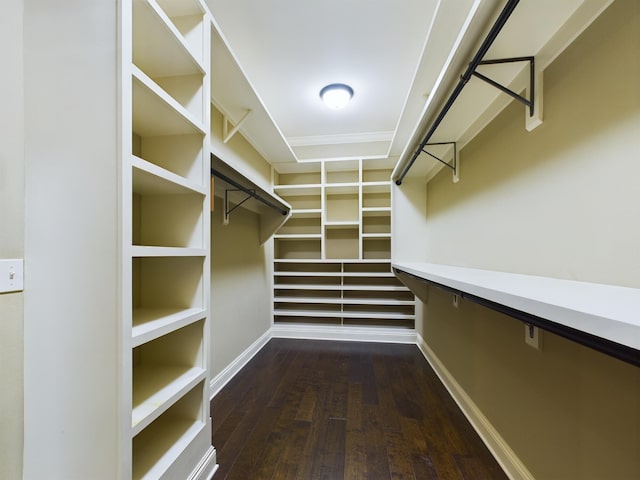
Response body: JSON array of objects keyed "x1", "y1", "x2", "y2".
[
  {"x1": 416, "y1": 334, "x2": 534, "y2": 480},
  {"x1": 189, "y1": 446, "x2": 218, "y2": 480},
  {"x1": 271, "y1": 323, "x2": 418, "y2": 344},
  {"x1": 209, "y1": 329, "x2": 272, "y2": 399}
]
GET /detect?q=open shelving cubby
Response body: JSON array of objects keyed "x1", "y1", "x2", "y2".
[
  {"x1": 272, "y1": 159, "x2": 415, "y2": 330},
  {"x1": 124, "y1": 0, "x2": 216, "y2": 478}
]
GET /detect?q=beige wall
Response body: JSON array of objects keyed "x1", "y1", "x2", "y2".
[
  {"x1": 421, "y1": 1, "x2": 640, "y2": 478},
  {"x1": 210, "y1": 197, "x2": 272, "y2": 378},
  {"x1": 0, "y1": 1, "x2": 25, "y2": 478},
  {"x1": 209, "y1": 110, "x2": 274, "y2": 379}
]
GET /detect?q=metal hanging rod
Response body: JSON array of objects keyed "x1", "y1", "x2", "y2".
[
  {"x1": 395, "y1": 0, "x2": 520, "y2": 186},
  {"x1": 210, "y1": 167, "x2": 289, "y2": 217}
]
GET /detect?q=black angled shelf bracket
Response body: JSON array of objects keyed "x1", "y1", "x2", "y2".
[
  {"x1": 421, "y1": 142, "x2": 458, "y2": 179},
  {"x1": 473, "y1": 56, "x2": 535, "y2": 117},
  {"x1": 223, "y1": 188, "x2": 255, "y2": 225}
]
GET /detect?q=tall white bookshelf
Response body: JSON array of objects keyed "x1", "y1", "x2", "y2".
[
  {"x1": 125, "y1": 0, "x2": 216, "y2": 478},
  {"x1": 272, "y1": 160, "x2": 415, "y2": 328}
]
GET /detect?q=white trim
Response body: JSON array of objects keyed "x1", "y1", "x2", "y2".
[
  {"x1": 209, "y1": 329, "x2": 272, "y2": 399},
  {"x1": 287, "y1": 131, "x2": 394, "y2": 147},
  {"x1": 416, "y1": 334, "x2": 534, "y2": 480},
  {"x1": 188, "y1": 446, "x2": 218, "y2": 480},
  {"x1": 271, "y1": 323, "x2": 417, "y2": 344}
]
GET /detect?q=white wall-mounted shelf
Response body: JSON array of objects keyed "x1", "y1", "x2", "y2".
[
  {"x1": 211, "y1": 155, "x2": 291, "y2": 244},
  {"x1": 393, "y1": 262, "x2": 640, "y2": 366},
  {"x1": 393, "y1": 0, "x2": 614, "y2": 184}
]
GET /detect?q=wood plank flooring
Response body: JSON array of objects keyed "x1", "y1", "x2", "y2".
[{"x1": 210, "y1": 338, "x2": 507, "y2": 480}]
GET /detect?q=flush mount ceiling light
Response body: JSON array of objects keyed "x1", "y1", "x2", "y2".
[{"x1": 320, "y1": 83, "x2": 354, "y2": 109}]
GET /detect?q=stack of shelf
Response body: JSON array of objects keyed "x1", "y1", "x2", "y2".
[
  {"x1": 274, "y1": 260, "x2": 415, "y2": 327},
  {"x1": 125, "y1": 0, "x2": 215, "y2": 477},
  {"x1": 272, "y1": 159, "x2": 415, "y2": 329}
]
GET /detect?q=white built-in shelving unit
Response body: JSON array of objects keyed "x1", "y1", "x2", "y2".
[
  {"x1": 272, "y1": 160, "x2": 415, "y2": 328},
  {"x1": 124, "y1": 0, "x2": 217, "y2": 478}
]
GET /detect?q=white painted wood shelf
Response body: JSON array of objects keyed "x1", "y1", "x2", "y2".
[
  {"x1": 393, "y1": 262, "x2": 640, "y2": 365},
  {"x1": 125, "y1": 0, "x2": 216, "y2": 477},
  {"x1": 274, "y1": 259, "x2": 415, "y2": 328}
]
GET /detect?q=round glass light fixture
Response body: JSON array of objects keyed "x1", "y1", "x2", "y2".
[{"x1": 320, "y1": 83, "x2": 354, "y2": 109}]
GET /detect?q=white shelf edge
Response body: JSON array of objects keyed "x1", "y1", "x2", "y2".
[
  {"x1": 131, "y1": 246, "x2": 207, "y2": 257},
  {"x1": 132, "y1": 65, "x2": 206, "y2": 134},
  {"x1": 132, "y1": 307, "x2": 206, "y2": 347},
  {"x1": 132, "y1": 366, "x2": 206, "y2": 436},
  {"x1": 132, "y1": 156, "x2": 206, "y2": 196},
  {"x1": 325, "y1": 221, "x2": 360, "y2": 228},
  {"x1": 274, "y1": 271, "x2": 395, "y2": 277},
  {"x1": 393, "y1": 262, "x2": 640, "y2": 351},
  {"x1": 274, "y1": 234, "x2": 322, "y2": 240},
  {"x1": 274, "y1": 297, "x2": 416, "y2": 306},
  {"x1": 274, "y1": 309, "x2": 414, "y2": 320},
  {"x1": 362, "y1": 233, "x2": 391, "y2": 238},
  {"x1": 274, "y1": 258, "x2": 391, "y2": 264},
  {"x1": 274, "y1": 284, "x2": 410, "y2": 292}
]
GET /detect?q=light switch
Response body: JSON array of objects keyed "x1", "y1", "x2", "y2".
[{"x1": 0, "y1": 259, "x2": 24, "y2": 293}]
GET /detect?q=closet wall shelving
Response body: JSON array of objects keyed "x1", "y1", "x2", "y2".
[
  {"x1": 125, "y1": 0, "x2": 216, "y2": 478},
  {"x1": 272, "y1": 160, "x2": 415, "y2": 328}
]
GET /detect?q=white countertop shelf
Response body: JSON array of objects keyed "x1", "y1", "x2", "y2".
[{"x1": 393, "y1": 262, "x2": 640, "y2": 364}]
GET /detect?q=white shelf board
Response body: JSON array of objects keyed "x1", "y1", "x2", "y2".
[
  {"x1": 131, "y1": 246, "x2": 206, "y2": 257},
  {"x1": 275, "y1": 297, "x2": 415, "y2": 306},
  {"x1": 274, "y1": 233, "x2": 322, "y2": 240},
  {"x1": 133, "y1": 417, "x2": 205, "y2": 480},
  {"x1": 291, "y1": 208, "x2": 322, "y2": 218},
  {"x1": 274, "y1": 184, "x2": 322, "y2": 196},
  {"x1": 132, "y1": 67, "x2": 205, "y2": 137},
  {"x1": 325, "y1": 221, "x2": 360, "y2": 229},
  {"x1": 274, "y1": 271, "x2": 395, "y2": 278},
  {"x1": 132, "y1": 156, "x2": 206, "y2": 196},
  {"x1": 132, "y1": 365, "x2": 206, "y2": 436},
  {"x1": 274, "y1": 309, "x2": 414, "y2": 320},
  {"x1": 362, "y1": 233, "x2": 391, "y2": 239},
  {"x1": 132, "y1": 307, "x2": 206, "y2": 347},
  {"x1": 362, "y1": 207, "x2": 392, "y2": 216},
  {"x1": 274, "y1": 284, "x2": 409, "y2": 292},
  {"x1": 133, "y1": 0, "x2": 204, "y2": 78},
  {"x1": 393, "y1": 262, "x2": 640, "y2": 351},
  {"x1": 274, "y1": 258, "x2": 391, "y2": 264}
]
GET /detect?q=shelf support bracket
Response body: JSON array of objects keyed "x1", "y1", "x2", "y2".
[
  {"x1": 223, "y1": 188, "x2": 254, "y2": 225},
  {"x1": 473, "y1": 56, "x2": 542, "y2": 130},
  {"x1": 421, "y1": 142, "x2": 459, "y2": 183},
  {"x1": 223, "y1": 109, "x2": 252, "y2": 144}
]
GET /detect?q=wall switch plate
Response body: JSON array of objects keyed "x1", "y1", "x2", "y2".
[
  {"x1": 525, "y1": 324, "x2": 542, "y2": 350},
  {"x1": 0, "y1": 259, "x2": 24, "y2": 293}
]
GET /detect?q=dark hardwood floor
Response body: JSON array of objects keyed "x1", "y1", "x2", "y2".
[{"x1": 210, "y1": 338, "x2": 507, "y2": 480}]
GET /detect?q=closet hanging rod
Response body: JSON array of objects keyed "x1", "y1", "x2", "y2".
[
  {"x1": 395, "y1": 0, "x2": 520, "y2": 186},
  {"x1": 210, "y1": 167, "x2": 288, "y2": 216}
]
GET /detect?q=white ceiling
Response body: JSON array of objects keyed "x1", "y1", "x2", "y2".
[
  {"x1": 208, "y1": 0, "x2": 482, "y2": 169},
  {"x1": 207, "y1": 0, "x2": 612, "y2": 175}
]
